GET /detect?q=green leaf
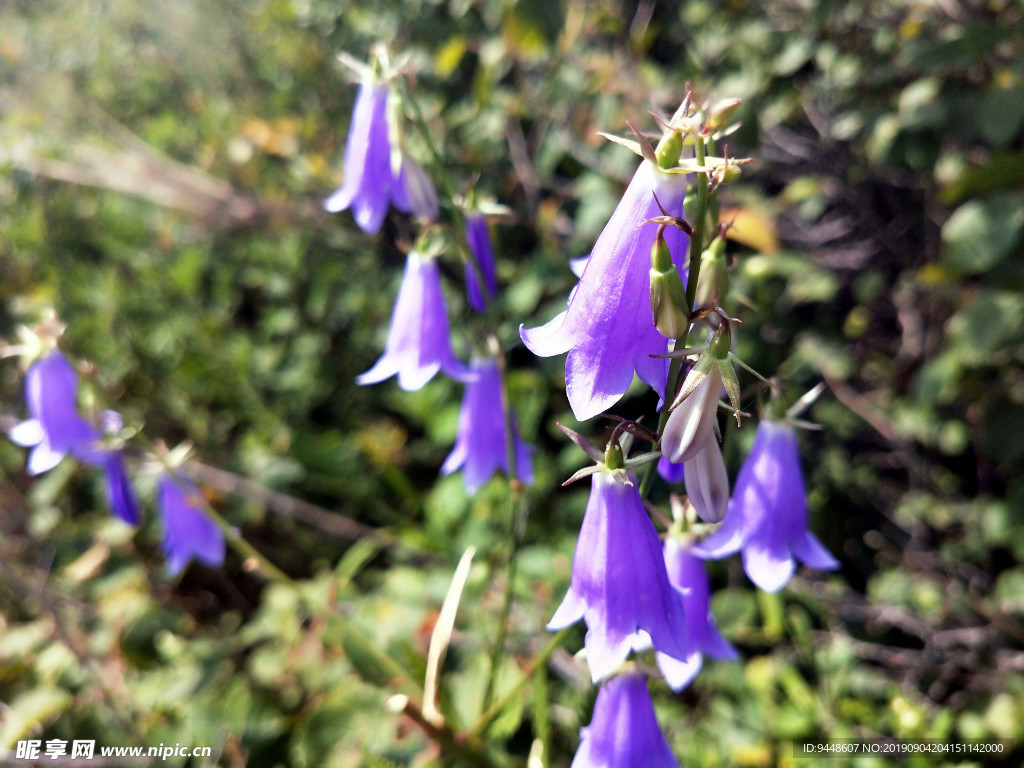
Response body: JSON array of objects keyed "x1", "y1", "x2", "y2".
[
  {"x1": 0, "y1": 688, "x2": 73, "y2": 750},
  {"x1": 941, "y1": 193, "x2": 1024, "y2": 274}
]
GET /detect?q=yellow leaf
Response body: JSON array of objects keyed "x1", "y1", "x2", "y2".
[{"x1": 721, "y1": 206, "x2": 780, "y2": 254}]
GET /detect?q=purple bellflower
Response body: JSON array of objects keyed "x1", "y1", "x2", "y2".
[
  {"x1": 324, "y1": 79, "x2": 438, "y2": 233},
  {"x1": 549, "y1": 469, "x2": 689, "y2": 682},
  {"x1": 9, "y1": 350, "x2": 99, "y2": 475},
  {"x1": 324, "y1": 80, "x2": 393, "y2": 233},
  {"x1": 571, "y1": 670, "x2": 679, "y2": 768},
  {"x1": 656, "y1": 537, "x2": 738, "y2": 691},
  {"x1": 356, "y1": 251, "x2": 472, "y2": 390},
  {"x1": 441, "y1": 358, "x2": 533, "y2": 493},
  {"x1": 693, "y1": 419, "x2": 839, "y2": 592},
  {"x1": 9, "y1": 351, "x2": 141, "y2": 525},
  {"x1": 521, "y1": 161, "x2": 688, "y2": 421},
  {"x1": 157, "y1": 472, "x2": 225, "y2": 575},
  {"x1": 464, "y1": 213, "x2": 498, "y2": 312}
]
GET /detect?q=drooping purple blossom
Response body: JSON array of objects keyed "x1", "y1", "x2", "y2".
[
  {"x1": 441, "y1": 358, "x2": 533, "y2": 493},
  {"x1": 549, "y1": 470, "x2": 689, "y2": 682},
  {"x1": 655, "y1": 537, "x2": 738, "y2": 691},
  {"x1": 324, "y1": 80, "x2": 438, "y2": 233},
  {"x1": 571, "y1": 670, "x2": 679, "y2": 768},
  {"x1": 157, "y1": 472, "x2": 225, "y2": 575},
  {"x1": 464, "y1": 213, "x2": 498, "y2": 312},
  {"x1": 9, "y1": 351, "x2": 141, "y2": 524},
  {"x1": 521, "y1": 161, "x2": 688, "y2": 422},
  {"x1": 356, "y1": 251, "x2": 472, "y2": 390},
  {"x1": 324, "y1": 80, "x2": 393, "y2": 234},
  {"x1": 693, "y1": 419, "x2": 839, "y2": 592},
  {"x1": 9, "y1": 350, "x2": 99, "y2": 475}
]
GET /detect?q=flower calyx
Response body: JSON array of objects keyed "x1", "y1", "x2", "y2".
[
  {"x1": 557, "y1": 422, "x2": 661, "y2": 488},
  {"x1": 649, "y1": 224, "x2": 690, "y2": 340},
  {"x1": 667, "y1": 317, "x2": 743, "y2": 428}
]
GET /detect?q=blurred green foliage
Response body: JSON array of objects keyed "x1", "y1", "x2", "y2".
[{"x1": 1, "y1": 1, "x2": 1022, "y2": 766}]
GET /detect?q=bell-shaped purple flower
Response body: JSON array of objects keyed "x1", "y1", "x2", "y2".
[
  {"x1": 324, "y1": 80, "x2": 393, "y2": 234},
  {"x1": 356, "y1": 251, "x2": 472, "y2": 390},
  {"x1": 9, "y1": 350, "x2": 99, "y2": 475},
  {"x1": 521, "y1": 162, "x2": 688, "y2": 421},
  {"x1": 464, "y1": 213, "x2": 498, "y2": 312},
  {"x1": 441, "y1": 358, "x2": 533, "y2": 493},
  {"x1": 571, "y1": 670, "x2": 679, "y2": 768},
  {"x1": 655, "y1": 537, "x2": 738, "y2": 691},
  {"x1": 549, "y1": 470, "x2": 689, "y2": 682},
  {"x1": 693, "y1": 420, "x2": 839, "y2": 592},
  {"x1": 157, "y1": 472, "x2": 225, "y2": 575}
]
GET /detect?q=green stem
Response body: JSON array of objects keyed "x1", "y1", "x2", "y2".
[
  {"x1": 639, "y1": 133, "x2": 712, "y2": 500},
  {"x1": 466, "y1": 627, "x2": 571, "y2": 739},
  {"x1": 481, "y1": 346, "x2": 528, "y2": 711}
]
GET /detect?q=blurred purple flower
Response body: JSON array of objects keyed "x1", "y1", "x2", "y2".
[
  {"x1": 571, "y1": 670, "x2": 679, "y2": 768},
  {"x1": 9, "y1": 350, "x2": 98, "y2": 475},
  {"x1": 356, "y1": 251, "x2": 472, "y2": 390},
  {"x1": 521, "y1": 162, "x2": 688, "y2": 421},
  {"x1": 464, "y1": 213, "x2": 497, "y2": 312},
  {"x1": 157, "y1": 472, "x2": 225, "y2": 575},
  {"x1": 656, "y1": 537, "x2": 738, "y2": 691},
  {"x1": 324, "y1": 80, "x2": 438, "y2": 233},
  {"x1": 693, "y1": 420, "x2": 839, "y2": 592},
  {"x1": 441, "y1": 358, "x2": 533, "y2": 493},
  {"x1": 324, "y1": 80, "x2": 392, "y2": 233},
  {"x1": 549, "y1": 470, "x2": 689, "y2": 682},
  {"x1": 9, "y1": 352, "x2": 141, "y2": 524}
]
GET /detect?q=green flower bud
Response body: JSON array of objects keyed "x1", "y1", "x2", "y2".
[
  {"x1": 649, "y1": 235, "x2": 689, "y2": 339},
  {"x1": 708, "y1": 98, "x2": 742, "y2": 132},
  {"x1": 655, "y1": 130, "x2": 683, "y2": 171},
  {"x1": 694, "y1": 235, "x2": 729, "y2": 309},
  {"x1": 604, "y1": 439, "x2": 625, "y2": 470}
]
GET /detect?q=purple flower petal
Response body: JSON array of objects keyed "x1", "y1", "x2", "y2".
[
  {"x1": 549, "y1": 470, "x2": 688, "y2": 682},
  {"x1": 392, "y1": 153, "x2": 439, "y2": 221},
  {"x1": 158, "y1": 472, "x2": 225, "y2": 575},
  {"x1": 441, "y1": 358, "x2": 534, "y2": 492},
  {"x1": 656, "y1": 455, "x2": 686, "y2": 484},
  {"x1": 324, "y1": 80, "x2": 392, "y2": 234},
  {"x1": 357, "y1": 252, "x2": 472, "y2": 390},
  {"x1": 102, "y1": 452, "x2": 140, "y2": 526},
  {"x1": 521, "y1": 162, "x2": 688, "y2": 421},
  {"x1": 571, "y1": 671, "x2": 679, "y2": 768},
  {"x1": 694, "y1": 420, "x2": 838, "y2": 592},
  {"x1": 464, "y1": 214, "x2": 498, "y2": 312}
]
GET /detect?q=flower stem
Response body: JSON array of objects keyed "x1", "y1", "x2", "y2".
[
  {"x1": 482, "y1": 346, "x2": 529, "y2": 711},
  {"x1": 639, "y1": 133, "x2": 712, "y2": 500}
]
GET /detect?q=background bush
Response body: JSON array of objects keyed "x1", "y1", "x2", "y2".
[{"x1": 1, "y1": 1, "x2": 1021, "y2": 766}]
